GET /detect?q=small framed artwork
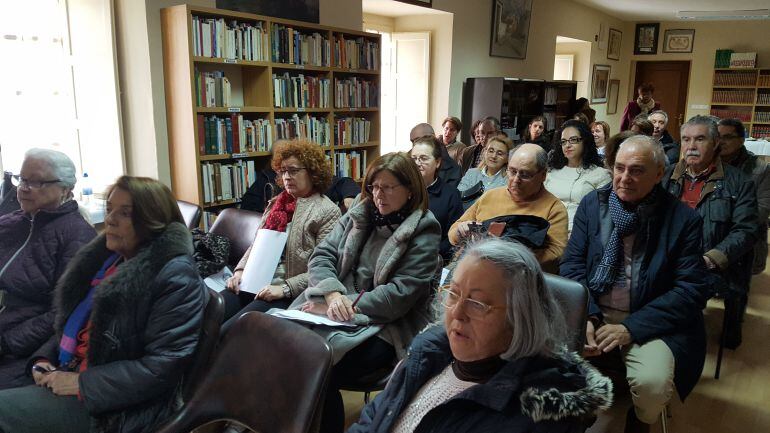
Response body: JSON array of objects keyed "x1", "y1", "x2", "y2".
[
  {"x1": 591, "y1": 64, "x2": 611, "y2": 104},
  {"x1": 489, "y1": 0, "x2": 534, "y2": 59},
  {"x1": 607, "y1": 79, "x2": 620, "y2": 114},
  {"x1": 634, "y1": 23, "x2": 659, "y2": 55},
  {"x1": 663, "y1": 29, "x2": 695, "y2": 53},
  {"x1": 607, "y1": 28, "x2": 622, "y2": 61}
]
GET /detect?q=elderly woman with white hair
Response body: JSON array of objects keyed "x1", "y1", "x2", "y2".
[
  {"x1": 0, "y1": 149, "x2": 96, "y2": 389},
  {"x1": 347, "y1": 237, "x2": 612, "y2": 433}
]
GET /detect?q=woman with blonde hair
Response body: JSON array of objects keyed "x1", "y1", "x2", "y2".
[{"x1": 457, "y1": 135, "x2": 513, "y2": 209}]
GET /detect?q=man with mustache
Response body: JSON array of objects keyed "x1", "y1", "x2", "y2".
[
  {"x1": 561, "y1": 135, "x2": 708, "y2": 433},
  {"x1": 662, "y1": 115, "x2": 758, "y2": 349}
]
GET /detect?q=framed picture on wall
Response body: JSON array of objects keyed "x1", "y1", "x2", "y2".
[
  {"x1": 591, "y1": 64, "x2": 611, "y2": 104},
  {"x1": 607, "y1": 79, "x2": 620, "y2": 114},
  {"x1": 663, "y1": 29, "x2": 695, "y2": 53},
  {"x1": 634, "y1": 23, "x2": 659, "y2": 55},
  {"x1": 607, "y1": 28, "x2": 622, "y2": 60},
  {"x1": 489, "y1": 0, "x2": 533, "y2": 59}
]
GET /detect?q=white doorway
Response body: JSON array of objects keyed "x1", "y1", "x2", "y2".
[
  {"x1": 391, "y1": 31, "x2": 430, "y2": 153},
  {"x1": 554, "y1": 36, "x2": 592, "y2": 99}
]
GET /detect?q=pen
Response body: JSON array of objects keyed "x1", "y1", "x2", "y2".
[{"x1": 350, "y1": 288, "x2": 366, "y2": 309}]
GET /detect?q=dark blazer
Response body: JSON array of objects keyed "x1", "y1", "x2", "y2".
[
  {"x1": 438, "y1": 145, "x2": 463, "y2": 189},
  {"x1": 560, "y1": 185, "x2": 709, "y2": 399},
  {"x1": 659, "y1": 131, "x2": 680, "y2": 165},
  {"x1": 347, "y1": 325, "x2": 612, "y2": 433},
  {"x1": 427, "y1": 177, "x2": 463, "y2": 262}
]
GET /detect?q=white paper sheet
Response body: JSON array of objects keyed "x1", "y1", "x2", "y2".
[
  {"x1": 240, "y1": 229, "x2": 288, "y2": 294},
  {"x1": 440, "y1": 268, "x2": 450, "y2": 286},
  {"x1": 268, "y1": 308, "x2": 358, "y2": 328},
  {"x1": 203, "y1": 266, "x2": 233, "y2": 292}
]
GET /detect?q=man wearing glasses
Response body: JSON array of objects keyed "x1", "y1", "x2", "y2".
[{"x1": 448, "y1": 143, "x2": 568, "y2": 273}]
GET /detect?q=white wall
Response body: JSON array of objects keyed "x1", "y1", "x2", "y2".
[{"x1": 555, "y1": 40, "x2": 592, "y2": 99}]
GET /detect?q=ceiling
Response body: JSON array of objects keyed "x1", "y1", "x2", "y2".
[
  {"x1": 362, "y1": 0, "x2": 448, "y2": 17},
  {"x1": 572, "y1": 0, "x2": 770, "y2": 21}
]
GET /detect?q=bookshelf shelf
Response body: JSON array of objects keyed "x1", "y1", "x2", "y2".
[
  {"x1": 711, "y1": 66, "x2": 770, "y2": 139},
  {"x1": 162, "y1": 4, "x2": 381, "y2": 221}
]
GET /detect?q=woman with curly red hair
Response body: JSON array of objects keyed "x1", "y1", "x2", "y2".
[{"x1": 221, "y1": 139, "x2": 341, "y2": 332}]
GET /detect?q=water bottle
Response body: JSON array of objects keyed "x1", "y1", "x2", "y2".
[{"x1": 81, "y1": 172, "x2": 93, "y2": 206}]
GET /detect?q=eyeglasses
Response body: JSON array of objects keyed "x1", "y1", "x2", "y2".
[
  {"x1": 438, "y1": 285, "x2": 504, "y2": 318},
  {"x1": 366, "y1": 183, "x2": 403, "y2": 195},
  {"x1": 485, "y1": 148, "x2": 507, "y2": 158},
  {"x1": 411, "y1": 155, "x2": 434, "y2": 165},
  {"x1": 277, "y1": 167, "x2": 306, "y2": 177},
  {"x1": 11, "y1": 175, "x2": 61, "y2": 189},
  {"x1": 559, "y1": 136, "x2": 583, "y2": 146},
  {"x1": 506, "y1": 167, "x2": 541, "y2": 181}
]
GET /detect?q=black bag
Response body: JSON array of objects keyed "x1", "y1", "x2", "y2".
[
  {"x1": 480, "y1": 214, "x2": 551, "y2": 249},
  {"x1": 191, "y1": 228, "x2": 231, "y2": 278},
  {"x1": 460, "y1": 181, "x2": 484, "y2": 202}
]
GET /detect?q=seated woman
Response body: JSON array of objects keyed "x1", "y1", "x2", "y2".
[
  {"x1": 591, "y1": 120, "x2": 610, "y2": 158},
  {"x1": 222, "y1": 139, "x2": 340, "y2": 331},
  {"x1": 0, "y1": 175, "x2": 207, "y2": 433},
  {"x1": 291, "y1": 152, "x2": 441, "y2": 433},
  {"x1": 348, "y1": 237, "x2": 612, "y2": 433},
  {"x1": 0, "y1": 149, "x2": 95, "y2": 390},
  {"x1": 438, "y1": 116, "x2": 466, "y2": 165},
  {"x1": 544, "y1": 120, "x2": 611, "y2": 231},
  {"x1": 521, "y1": 116, "x2": 550, "y2": 151},
  {"x1": 409, "y1": 137, "x2": 463, "y2": 263},
  {"x1": 457, "y1": 135, "x2": 513, "y2": 210}
]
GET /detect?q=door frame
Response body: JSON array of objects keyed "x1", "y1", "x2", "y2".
[{"x1": 630, "y1": 60, "x2": 691, "y2": 141}]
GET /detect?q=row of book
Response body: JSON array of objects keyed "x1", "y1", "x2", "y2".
[
  {"x1": 192, "y1": 16, "x2": 269, "y2": 61},
  {"x1": 273, "y1": 73, "x2": 331, "y2": 108},
  {"x1": 710, "y1": 108, "x2": 752, "y2": 123},
  {"x1": 752, "y1": 125, "x2": 770, "y2": 139},
  {"x1": 197, "y1": 115, "x2": 273, "y2": 155},
  {"x1": 333, "y1": 35, "x2": 379, "y2": 70},
  {"x1": 334, "y1": 78, "x2": 378, "y2": 108},
  {"x1": 335, "y1": 117, "x2": 371, "y2": 146},
  {"x1": 755, "y1": 112, "x2": 770, "y2": 123},
  {"x1": 757, "y1": 93, "x2": 770, "y2": 105},
  {"x1": 202, "y1": 211, "x2": 217, "y2": 231},
  {"x1": 714, "y1": 71, "x2": 757, "y2": 87},
  {"x1": 195, "y1": 70, "x2": 231, "y2": 107},
  {"x1": 759, "y1": 76, "x2": 770, "y2": 87},
  {"x1": 331, "y1": 151, "x2": 367, "y2": 180},
  {"x1": 275, "y1": 114, "x2": 331, "y2": 147},
  {"x1": 271, "y1": 24, "x2": 331, "y2": 66},
  {"x1": 201, "y1": 160, "x2": 256, "y2": 204},
  {"x1": 711, "y1": 90, "x2": 755, "y2": 104}
]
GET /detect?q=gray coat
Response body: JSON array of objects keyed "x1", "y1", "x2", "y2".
[{"x1": 290, "y1": 197, "x2": 441, "y2": 363}]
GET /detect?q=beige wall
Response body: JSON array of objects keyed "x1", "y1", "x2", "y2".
[{"x1": 555, "y1": 41, "x2": 592, "y2": 99}]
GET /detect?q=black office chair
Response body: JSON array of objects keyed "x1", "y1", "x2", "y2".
[
  {"x1": 182, "y1": 289, "x2": 224, "y2": 401},
  {"x1": 177, "y1": 200, "x2": 202, "y2": 229},
  {"x1": 543, "y1": 273, "x2": 589, "y2": 352},
  {"x1": 208, "y1": 208, "x2": 262, "y2": 268}
]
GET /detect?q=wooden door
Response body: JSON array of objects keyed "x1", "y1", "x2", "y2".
[{"x1": 634, "y1": 61, "x2": 690, "y2": 142}]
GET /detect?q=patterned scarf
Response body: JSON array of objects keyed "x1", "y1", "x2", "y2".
[
  {"x1": 588, "y1": 191, "x2": 642, "y2": 296},
  {"x1": 372, "y1": 206, "x2": 408, "y2": 230},
  {"x1": 636, "y1": 96, "x2": 657, "y2": 115},
  {"x1": 58, "y1": 253, "x2": 121, "y2": 368},
  {"x1": 262, "y1": 191, "x2": 297, "y2": 232}
]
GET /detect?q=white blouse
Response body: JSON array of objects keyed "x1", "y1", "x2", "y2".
[{"x1": 544, "y1": 165, "x2": 612, "y2": 231}]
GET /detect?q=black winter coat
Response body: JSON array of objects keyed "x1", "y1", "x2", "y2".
[
  {"x1": 32, "y1": 222, "x2": 207, "y2": 433},
  {"x1": 560, "y1": 185, "x2": 709, "y2": 399},
  {"x1": 0, "y1": 200, "x2": 95, "y2": 389},
  {"x1": 662, "y1": 159, "x2": 758, "y2": 297},
  {"x1": 427, "y1": 177, "x2": 463, "y2": 262},
  {"x1": 347, "y1": 325, "x2": 612, "y2": 433},
  {"x1": 659, "y1": 131, "x2": 680, "y2": 166}
]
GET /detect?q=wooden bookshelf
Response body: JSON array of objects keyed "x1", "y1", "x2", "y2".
[
  {"x1": 161, "y1": 5, "x2": 381, "y2": 211},
  {"x1": 710, "y1": 67, "x2": 770, "y2": 139}
]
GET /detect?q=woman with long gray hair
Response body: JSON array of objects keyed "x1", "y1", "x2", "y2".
[
  {"x1": 0, "y1": 149, "x2": 95, "y2": 390},
  {"x1": 347, "y1": 237, "x2": 612, "y2": 433}
]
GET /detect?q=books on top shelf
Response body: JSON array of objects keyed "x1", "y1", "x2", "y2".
[
  {"x1": 333, "y1": 151, "x2": 366, "y2": 180},
  {"x1": 201, "y1": 160, "x2": 255, "y2": 204},
  {"x1": 273, "y1": 72, "x2": 330, "y2": 108},
  {"x1": 334, "y1": 77, "x2": 378, "y2": 108},
  {"x1": 192, "y1": 16, "x2": 269, "y2": 61},
  {"x1": 195, "y1": 70, "x2": 231, "y2": 107},
  {"x1": 333, "y1": 35, "x2": 379, "y2": 70},
  {"x1": 335, "y1": 117, "x2": 371, "y2": 146},
  {"x1": 275, "y1": 114, "x2": 331, "y2": 147},
  {"x1": 197, "y1": 114, "x2": 273, "y2": 155},
  {"x1": 271, "y1": 24, "x2": 330, "y2": 66}
]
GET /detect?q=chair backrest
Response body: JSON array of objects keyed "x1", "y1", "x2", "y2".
[
  {"x1": 182, "y1": 289, "x2": 225, "y2": 401},
  {"x1": 177, "y1": 200, "x2": 202, "y2": 229},
  {"x1": 543, "y1": 273, "x2": 589, "y2": 352},
  {"x1": 156, "y1": 312, "x2": 332, "y2": 433},
  {"x1": 208, "y1": 208, "x2": 262, "y2": 268}
]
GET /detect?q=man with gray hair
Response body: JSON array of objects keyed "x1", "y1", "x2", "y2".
[
  {"x1": 449, "y1": 143, "x2": 568, "y2": 273},
  {"x1": 648, "y1": 110, "x2": 679, "y2": 165},
  {"x1": 662, "y1": 115, "x2": 758, "y2": 350},
  {"x1": 562, "y1": 135, "x2": 709, "y2": 432}
]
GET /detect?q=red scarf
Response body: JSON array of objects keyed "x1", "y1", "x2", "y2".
[{"x1": 262, "y1": 191, "x2": 297, "y2": 232}]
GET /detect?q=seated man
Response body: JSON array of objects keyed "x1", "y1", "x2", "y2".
[
  {"x1": 561, "y1": 135, "x2": 708, "y2": 432},
  {"x1": 648, "y1": 110, "x2": 679, "y2": 165},
  {"x1": 410, "y1": 123, "x2": 462, "y2": 189},
  {"x1": 460, "y1": 117, "x2": 500, "y2": 173},
  {"x1": 449, "y1": 143, "x2": 568, "y2": 273},
  {"x1": 663, "y1": 115, "x2": 758, "y2": 349}
]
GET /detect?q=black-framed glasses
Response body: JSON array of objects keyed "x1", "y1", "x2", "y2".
[
  {"x1": 506, "y1": 167, "x2": 541, "y2": 181},
  {"x1": 559, "y1": 136, "x2": 583, "y2": 146},
  {"x1": 11, "y1": 175, "x2": 61, "y2": 189},
  {"x1": 277, "y1": 167, "x2": 306, "y2": 177},
  {"x1": 438, "y1": 285, "x2": 504, "y2": 319},
  {"x1": 366, "y1": 183, "x2": 403, "y2": 195}
]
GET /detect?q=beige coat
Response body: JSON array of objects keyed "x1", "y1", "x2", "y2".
[{"x1": 236, "y1": 193, "x2": 340, "y2": 297}]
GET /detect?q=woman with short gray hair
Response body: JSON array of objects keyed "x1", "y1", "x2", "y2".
[
  {"x1": 0, "y1": 148, "x2": 95, "y2": 389},
  {"x1": 347, "y1": 237, "x2": 612, "y2": 433}
]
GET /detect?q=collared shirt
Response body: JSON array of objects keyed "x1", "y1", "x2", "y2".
[{"x1": 681, "y1": 164, "x2": 716, "y2": 209}]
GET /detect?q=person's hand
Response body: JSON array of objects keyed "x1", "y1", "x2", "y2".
[
  {"x1": 456, "y1": 221, "x2": 479, "y2": 239},
  {"x1": 39, "y1": 371, "x2": 80, "y2": 396},
  {"x1": 226, "y1": 270, "x2": 243, "y2": 294},
  {"x1": 595, "y1": 323, "x2": 632, "y2": 353},
  {"x1": 32, "y1": 361, "x2": 55, "y2": 385},
  {"x1": 301, "y1": 301, "x2": 329, "y2": 316},
  {"x1": 703, "y1": 256, "x2": 717, "y2": 270},
  {"x1": 327, "y1": 295, "x2": 355, "y2": 322},
  {"x1": 583, "y1": 320, "x2": 601, "y2": 358},
  {"x1": 256, "y1": 284, "x2": 284, "y2": 301}
]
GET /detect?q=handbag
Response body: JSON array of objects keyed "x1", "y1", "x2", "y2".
[
  {"x1": 460, "y1": 181, "x2": 484, "y2": 202},
  {"x1": 191, "y1": 228, "x2": 231, "y2": 278}
]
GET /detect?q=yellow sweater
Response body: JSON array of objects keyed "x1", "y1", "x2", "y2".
[{"x1": 448, "y1": 186, "x2": 568, "y2": 273}]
